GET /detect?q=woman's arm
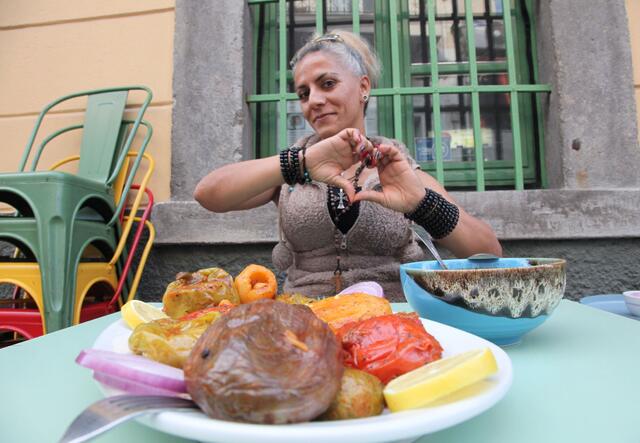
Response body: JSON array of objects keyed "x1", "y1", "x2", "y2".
[
  {"x1": 194, "y1": 128, "x2": 370, "y2": 213},
  {"x1": 415, "y1": 170, "x2": 502, "y2": 258},
  {"x1": 193, "y1": 155, "x2": 282, "y2": 212},
  {"x1": 193, "y1": 128, "x2": 373, "y2": 212},
  {"x1": 353, "y1": 143, "x2": 502, "y2": 258}
]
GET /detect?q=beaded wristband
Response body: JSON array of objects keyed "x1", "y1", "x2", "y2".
[
  {"x1": 280, "y1": 146, "x2": 311, "y2": 187},
  {"x1": 405, "y1": 188, "x2": 459, "y2": 239},
  {"x1": 280, "y1": 147, "x2": 298, "y2": 185},
  {"x1": 289, "y1": 146, "x2": 302, "y2": 185},
  {"x1": 300, "y1": 146, "x2": 311, "y2": 184},
  {"x1": 280, "y1": 149, "x2": 293, "y2": 185}
]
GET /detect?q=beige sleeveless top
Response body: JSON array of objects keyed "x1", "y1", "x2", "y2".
[{"x1": 272, "y1": 134, "x2": 425, "y2": 301}]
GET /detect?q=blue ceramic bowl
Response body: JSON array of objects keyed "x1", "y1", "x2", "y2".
[{"x1": 400, "y1": 258, "x2": 566, "y2": 346}]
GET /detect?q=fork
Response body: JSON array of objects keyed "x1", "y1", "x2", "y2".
[{"x1": 58, "y1": 395, "x2": 199, "y2": 443}]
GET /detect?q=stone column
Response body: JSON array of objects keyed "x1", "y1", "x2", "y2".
[
  {"x1": 155, "y1": 0, "x2": 279, "y2": 244},
  {"x1": 537, "y1": 0, "x2": 640, "y2": 189}
]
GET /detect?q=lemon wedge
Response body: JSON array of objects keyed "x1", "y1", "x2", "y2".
[
  {"x1": 383, "y1": 348, "x2": 498, "y2": 412},
  {"x1": 121, "y1": 300, "x2": 168, "y2": 329}
]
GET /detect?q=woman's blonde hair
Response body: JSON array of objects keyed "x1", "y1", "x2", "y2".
[{"x1": 290, "y1": 30, "x2": 381, "y2": 87}]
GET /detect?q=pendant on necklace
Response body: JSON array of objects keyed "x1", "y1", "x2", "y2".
[
  {"x1": 333, "y1": 269, "x2": 343, "y2": 293},
  {"x1": 337, "y1": 188, "x2": 346, "y2": 210}
]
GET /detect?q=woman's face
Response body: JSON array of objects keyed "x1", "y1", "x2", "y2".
[{"x1": 294, "y1": 51, "x2": 370, "y2": 139}]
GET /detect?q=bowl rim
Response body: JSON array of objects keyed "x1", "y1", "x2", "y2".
[
  {"x1": 622, "y1": 290, "x2": 640, "y2": 300},
  {"x1": 400, "y1": 257, "x2": 566, "y2": 274}
]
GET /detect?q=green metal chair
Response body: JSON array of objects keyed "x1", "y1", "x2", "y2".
[{"x1": 0, "y1": 86, "x2": 153, "y2": 332}]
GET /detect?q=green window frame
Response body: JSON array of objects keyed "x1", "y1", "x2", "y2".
[{"x1": 247, "y1": 0, "x2": 551, "y2": 190}]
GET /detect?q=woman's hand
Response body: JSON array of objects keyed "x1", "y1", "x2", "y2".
[
  {"x1": 353, "y1": 143, "x2": 502, "y2": 257},
  {"x1": 352, "y1": 143, "x2": 426, "y2": 213},
  {"x1": 305, "y1": 128, "x2": 373, "y2": 201}
]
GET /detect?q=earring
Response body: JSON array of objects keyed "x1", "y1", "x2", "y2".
[{"x1": 363, "y1": 94, "x2": 369, "y2": 103}]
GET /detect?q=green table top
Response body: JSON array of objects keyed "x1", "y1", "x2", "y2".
[{"x1": 1, "y1": 300, "x2": 639, "y2": 443}]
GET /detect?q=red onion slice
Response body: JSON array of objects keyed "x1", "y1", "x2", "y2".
[
  {"x1": 76, "y1": 349, "x2": 186, "y2": 393},
  {"x1": 93, "y1": 371, "x2": 188, "y2": 397},
  {"x1": 337, "y1": 281, "x2": 385, "y2": 298}
]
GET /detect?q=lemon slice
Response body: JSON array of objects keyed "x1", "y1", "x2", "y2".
[
  {"x1": 383, "y1": 348, "x2": 498, "y2": 412},
  {"x1": 121, "y1": 300, "x2": 168, "y2": 329}
]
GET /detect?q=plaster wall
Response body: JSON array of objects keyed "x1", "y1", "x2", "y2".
[{"x1": 0, "y1": 0, "x2": 175, "y2": 203}]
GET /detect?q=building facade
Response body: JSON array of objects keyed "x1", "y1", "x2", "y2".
[{"x1": 1, "y1": 0, "x2": 639, "y2": 300}]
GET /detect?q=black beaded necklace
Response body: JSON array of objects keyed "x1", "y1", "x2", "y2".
[{"x1": 327, "y1": 160, "x2": 368, "y2": 293}]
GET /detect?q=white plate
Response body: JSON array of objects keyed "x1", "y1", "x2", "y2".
[{"x1": 93, "y1": 317, "x2": 513, "y2": 443}]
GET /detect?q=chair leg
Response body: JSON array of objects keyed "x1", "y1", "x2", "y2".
[{"x1": 37, "y1": 214, "x2": 81, "y2": 332}]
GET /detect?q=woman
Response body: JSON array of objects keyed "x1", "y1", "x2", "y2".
[{"x1": 194, "y1": 31, "x2": 502, "y2": 300}]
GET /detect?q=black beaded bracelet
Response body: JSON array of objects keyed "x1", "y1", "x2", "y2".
[
  {"x1": 280, "y1": 146, "x2": 311, "y2": 187},
  {"x1": 300, "y1": 146, "x2": 311, "y2": 184},
  {"x1": 405, "y1": 188, "x2": 460, "y2": 239},
  {"x1": 279, "y1": 149, "x2": 295, "y2": 185},
  {"x1": 280, "y1": 147, "x2": 299, "y2": 185},
  {"x1": 290, "y1": 146, "x2": 303, "y2": 184}
]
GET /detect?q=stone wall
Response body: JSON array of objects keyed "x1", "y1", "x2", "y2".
[
  {"x1": 133, "y1": 238, "x2": 640, "y2": 303},
  {"x1": 3, "y1": 237, "x2": 637, "y2": 303}
]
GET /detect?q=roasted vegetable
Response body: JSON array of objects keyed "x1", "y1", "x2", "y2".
[
  {"x1": 184, "y1": 299, "x2": 344, "y2": 424},
  {"x1": 338, "y1": 312, "x2": 443, "y2": 384},
  {"x1": 177, "y1": 300, "x2": 236, "y2": 321},
  {"x1": 162, "y1": 267, "x2": 239, "y2": 318},
  {"x1": 275, "y1": 292, "x2": 316, "y2": 306},
  {"x1": 128, "y1": 309, "x2": 223, "y2": 368},
  {"x1": 320, "y1": 368, "x2": 384, "y2": 420},
  {"x1": 234, "y1": 264, "x2": 278, "y2": 303},
  {"x1": 310, "y1": 292, "x2": 392, "y2": 332}
]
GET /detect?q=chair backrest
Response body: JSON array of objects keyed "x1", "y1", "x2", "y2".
[
  {"x1": 22, "y1": 87, "x2": 153, "y2": 194},
  {"x1": 77, "y1": 91, "x2": 128, "y2": 182},
  {"x1": 19, "y1": 87, "x2": 153, "y2": 228}
]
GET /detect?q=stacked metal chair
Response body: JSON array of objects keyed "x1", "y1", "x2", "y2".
[{"x1": 0, "y1": 86, "x2": 155, "y2": 337}]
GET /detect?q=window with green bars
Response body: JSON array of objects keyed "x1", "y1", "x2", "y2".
[{"x1": 247, "y1": 0, "x2": 551, "y2": 190}]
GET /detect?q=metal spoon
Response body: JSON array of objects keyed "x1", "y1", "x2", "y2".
[{"x1": 410, "y1": 224, "x2": 448, "y2": 270}]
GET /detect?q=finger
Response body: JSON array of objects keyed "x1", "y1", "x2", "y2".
[
  {"x1": 339, "y1": 129, "x2": 369, "y2": 167},
  {"x1": 372, "y1": 143, "x2": 406, "y2": 169},
  {"x1": 347, "y1": 130, "x2": 359, "y2": 149},
  {"x1": 340, "y1": 128, "x2": 364, "y2": 146},
  {"x1": 352, "y1": 188, "x2": 386, "y2": 205},
  {"x1": 376, "y1": 143, "x2": 402, "y2": 158},
  {"x1": 357, "y1": 147, "x2": 378, "y2": 171},
  {"x1": 331, "y1": 176, "x2": 357, "y2": 202},
  {"x1": 376, "y1": 158, "x2": 388, "y2": 175},
  {"x1": 373, "y1": 149, "x2": 383, "y2": 167}
]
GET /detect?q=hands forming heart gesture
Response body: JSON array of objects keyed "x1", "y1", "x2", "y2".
[{"x1": 305, "y1": 128, "x2": 426, "y2": 213}]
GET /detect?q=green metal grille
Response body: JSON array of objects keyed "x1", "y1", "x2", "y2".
[{"x1": 247, "y1": 0, "x2": 551, "y2": 190}]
